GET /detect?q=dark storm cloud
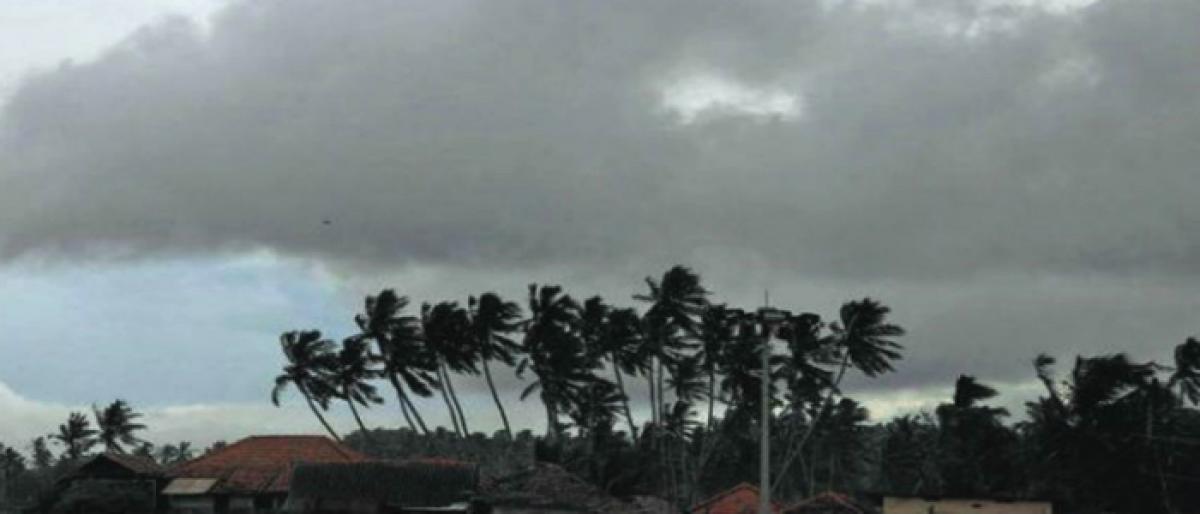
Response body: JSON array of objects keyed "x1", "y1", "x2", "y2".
[
  {"x1": 3, "y1": 0, "x2": 1199, "y2": 280},
  {"x1": 2, "y1": 0, "x2": 1200, "y2": 415}
]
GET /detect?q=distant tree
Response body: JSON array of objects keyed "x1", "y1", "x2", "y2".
[
  {"x1": 93, "y1": 399, "x2": 147, "y2": 453},
  {"x1": 51, "y1": 412, "x2": 97, "y2": 461},
  {"x1": 1169, "y1": 337, "x2": 1200, "y2": 405},
  {"x1": 131, "y1": 442, "x2": 155, "y2": 460},
  {"x1": 30, "y1": 437, "x2": 53, "y2": 469},
  {"x1": 0, "y1": 444, "x2": 27, "y2": 500},
  {"x1": 272, "y1": 330, "x2": 341, "y2": 442},
  {"x1": 204, "y1": 441, "x2": 227, "y2": 455},
  {"x1": 157, "y1": 441, "x2": 194, "y2": 465}
]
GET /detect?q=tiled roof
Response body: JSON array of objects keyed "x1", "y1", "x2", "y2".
[
  {"x1": 691, "y1": 483, "x2": 783, "y2": 514},
  {"x1": 166, "y1": 435, "x2": 368, "y2": 494}
]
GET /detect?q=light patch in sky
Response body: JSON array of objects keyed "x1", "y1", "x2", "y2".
[{"x1": 659, "y1": 74, "x2": 803, "y2": 124}]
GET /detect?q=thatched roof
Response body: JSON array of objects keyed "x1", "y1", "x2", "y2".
[
  {"x1": 480, "y1": 463, "x2": 634, "y2": 513},
  {"x1": 286, "y1": 460, "x2": 478, "y2": 508}
]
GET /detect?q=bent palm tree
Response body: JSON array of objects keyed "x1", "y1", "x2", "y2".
[
  {"x1": 355, "y1": 290, "x2": 436, "y2": 435},
  {"x1": 330, "y1": 337, "x2": 384, "y2": 442},
  {"x1": 272, "y1": 330, "x2": 342, "y2": 442},
  {"x1": 423, "y1": 301, "x2": 475, "y2": 437},
  {"x1": 467, "y1": 292, "x2": 523, "y2": 439},
  {"x1": 635, "y1": 266, "x2": 708, "y2": 427},
  {"x1": 518, "y1": 284, "x2": 588, "y2": 441},
  {"x1": 774, "y1": 298, "x2": 905, "y2": 491},
  {"x1": 93, "y1": 399, "x2": 147, "y2": 453}
]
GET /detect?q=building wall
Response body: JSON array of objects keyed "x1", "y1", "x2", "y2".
[
  {"x1": 883, "y1": 497, "x2": 1052, "y2": 514},
  {"x1": 168, "y1": 495, "x2": 216, "y2": 514}
]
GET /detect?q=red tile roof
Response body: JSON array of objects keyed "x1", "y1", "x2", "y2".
[
  {"x1": 167, "y1": 435, "x2": 368, "y2": 494},
  {"x1": 691, "y1": 483, "x2": 783, "y2": 514}
]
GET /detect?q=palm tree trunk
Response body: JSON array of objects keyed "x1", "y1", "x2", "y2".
[
  {"x1": 707, "y1": 368, "x2": 716, "y2": 432},
  {"x1": 444, "y1": 368, "x2": 471, "y2": 436},
  {"x1": 611, "y1": 359, "x2": 637, "y2": 439},
  {"x1": 648, "y1": 363, "x2": 659, "y2": 426},
  {"x1": 298, "y1": 384, "x2": 341, "y2": 443},
  {"x1": 542, "y1": 390, "x2": 559, "y2": 441},
  {"x1": 345, "y1": 399, "x2": 374, "y2": 445},
  {"x1": 386, "y1": 374, "x2": 425, "y2": 434},
  {"x1": 482, "y1": 359, "x2": 513, "y2": 439},
  {"x1": 436, "y1": 358, "x2": 464, "y2": 437},
  {"x1": 400, "y1": 390, "x2": 431, "y2": 435}
]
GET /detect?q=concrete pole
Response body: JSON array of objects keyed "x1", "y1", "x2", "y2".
[{"x1": 760, "y1": 323, "x2": 772, "y2": 514}]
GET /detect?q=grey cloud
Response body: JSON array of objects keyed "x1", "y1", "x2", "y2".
[{"x1": 1, "y1": 0, "x2": 1199, "y2": 280}]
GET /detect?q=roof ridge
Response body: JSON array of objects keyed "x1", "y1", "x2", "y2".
[{"x1": 691, "y1": 482, "x2": 762, "y2": 512}]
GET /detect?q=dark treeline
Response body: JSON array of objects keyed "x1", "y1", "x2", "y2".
[{"x1": 269, "y1": 265, "x2": 1200, "y2": 514}]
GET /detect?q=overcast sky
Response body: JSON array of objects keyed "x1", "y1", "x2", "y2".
[{"x1": 2, "y1": 0, "x2": 1199, "y2": 449}]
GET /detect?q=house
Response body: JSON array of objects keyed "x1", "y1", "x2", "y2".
[
  {"x1": 881, "y1": 497, "x2": 1052, "y2": 514},
  {"x1": 690, "y1": 483, "x2": 782, "y2": 514},
  {"x1": 44, "y1": 452, "x2": 166, "y2": 514},
  {"x1": 162, "y1": 435, "x2": 367, "y2": 514},
  {"x1": 785, "y1": 492, "x2": 872, "y2": 514},
  {"x1": 284, "y1": 458, "x2": 479, "y2": 513},
  {"x1": 478, "y1": 463, "x2": 636, "y2": 513}
]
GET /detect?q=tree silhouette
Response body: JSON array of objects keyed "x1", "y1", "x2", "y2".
[
  {"x1": 355, "y1": 290, "x2": 435, "y2": 435},
  {"x1": 271, "y1": 330, "x2": 342, "y2": 442},
  {"x1": 468, "y1": 292, "x2": 524, "y2": 439},
  {"x1": 51, "y1": 412, "x2": 97, "y2": 461},
  {"x1": 635, "y1": 266, "x2": 708, "y2": 428},
  {"x1": 92, "y1": 399, "x2": 147, "y2": 453},
  {"x1": 518, "y1": 284, "x2": 588, "y2": 441},
  {"x1": 329, "y1": 337, "x2": 384, "y2": 443},
  {"x1": 423, "y1": 301, "x2": 474, "y2": 437}
]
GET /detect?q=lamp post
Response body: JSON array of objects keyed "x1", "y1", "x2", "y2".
[{"x1": 757, "y1": 306, "x2": 789, "y2": 514}]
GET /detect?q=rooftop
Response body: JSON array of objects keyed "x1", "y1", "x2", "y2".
[{"x1": 166, "y1": 435, "x2": 368, "y2": 494}]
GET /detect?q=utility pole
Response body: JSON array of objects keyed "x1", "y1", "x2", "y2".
[
  {"x1": 757, "y1": 300, "x2": 789, "y2": 514},
  {"x1": 761, "y1": 318, "x2": 772, "y2": 514}
]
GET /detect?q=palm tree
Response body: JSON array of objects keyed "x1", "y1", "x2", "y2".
[
  {"x1": 271, "y1": 330, "x2": 342, "y2": 442},
  {"x1": 51, "y1": 412, "x2": 97, "y2": 461},
  {"x1": 423, "y1": 301, "x2": 475, "y2": 437},
  {"x1": 697, "y1": 304, "x2": 739, "y2": 432},
  {"x1": 774, "y1": 297, "x2": 905, "y2": 491},
  {"x1": 354, "y1": 290, "x2": 436, "y2": 435},
  {"x1": 634, "y1": 266, "x2": 708, "y2": 427},
  {"x1": 1169, "y1": 337, "x2": 1200, "y2": 405},
  {"x1": 518, "y1": 284, "x2": 588, "y2": 441},
  {"x1": 467, "y1": 292, "x2": 523, "y2": 439},
  {"x1": 329, "y1": 337, "x2": 384, "y2": 442},
  {"x1": 603, "y1": 307, "x2": 646, "y2": 439},
  {"x1": 93, "y1": 399, "x2": 147, "y2": 453}
]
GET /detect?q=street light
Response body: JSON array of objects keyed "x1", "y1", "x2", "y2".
[{"x1": 756, "y1": 306, "x2": 789, "y2": 514}]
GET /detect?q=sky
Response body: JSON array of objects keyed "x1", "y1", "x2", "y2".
[{"x1": 2, "y1": 0, "x2": 1199, "y2": 450}]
